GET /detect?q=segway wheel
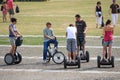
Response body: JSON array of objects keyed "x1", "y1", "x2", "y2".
[
  {"x1": 14, "y1": 52, "x2": 22, "y2": 64},
  {"x1": 4, "y1": 53, "x2": 14, "y2": 65},
  {"x1": 86, "y1": 51, "x2": 89, "y2": 62},
  {"x1": 77, "y1": 56, "x2": 81, "y2": 68},
  {"x1": 52, "y1": 51, "x2": 65, "y2": 64},
  {"x1": 97, "y1": 56, "x2": 101, "y2": 68},
  {"x1": 111, "y1": 56, "x2": 114, "y2": 68},
  {"x1": 46, "y1": 51, "x2": 51, "y2": 63},
  {"x1": 64, "y1": 57, "x2": 67, "y2": 69}
]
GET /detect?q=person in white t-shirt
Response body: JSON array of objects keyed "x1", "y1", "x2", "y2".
[{"x1": 66, "y1": 24, "x2": 77, "y2": 63}]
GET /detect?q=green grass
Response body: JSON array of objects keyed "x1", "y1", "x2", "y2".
[
  {"x1": 0, "y1": 37, "x2": 65, "y2": 45},
  {"x1": 0, "y1": 0, "x2": 120, "y2": 45}
]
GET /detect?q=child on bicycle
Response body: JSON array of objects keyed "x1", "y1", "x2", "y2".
[
  {"x1": 102, "y1": 19, "x2": 114, "y2": 62},
  {"x1": 9, "y1": 18, "x2": 21, "y2": 56},
  {"x1": 43, "y1": 22, "x2": 58, "y2": 63},
  {"x1": 66, "y1": 24, "x2": 77, "y2": 63}
]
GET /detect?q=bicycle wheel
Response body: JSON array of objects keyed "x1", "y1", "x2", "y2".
[{"x1": 52, "y1": 51, "x2": 65, "y2": 64}]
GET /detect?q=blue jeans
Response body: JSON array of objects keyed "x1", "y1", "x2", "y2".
[{"x1": 43, "y1": 39, "x2": 58, "y2": 60}]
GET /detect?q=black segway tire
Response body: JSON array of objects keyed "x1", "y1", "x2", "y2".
[
  {"x1": 97, "y1": 56, "x2": 101, "y2": 68},
  {"x1": 64, "y1": 57, "x2": 67, "y2": 69},
  {"x1": 77, "y1": 56, "x2": 81, "y2": 68},
  {"x1": 4, "y1": 53, "x2": 14, "y2": 65},
  {"x1": 111, "y1": 56, "x2": 114, "y2": 67},
  {"x1": 86, "y1": 51, "x2": 89, "y2": 62},
  {"x1": 14, "y1": 52, "x2": 22, "y2": 64},
  {"x1": 52, "y1": 51, "x2": 65, "y2": 64}
]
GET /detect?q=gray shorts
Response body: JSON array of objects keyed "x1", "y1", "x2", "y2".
[
  {"x1": 8, "y1": 9, "x2": 14, "y2": 15},
  {"x1": 9, "y1": 37, "x2": 16, "y2": 46},
  {"x1": 67, "y1": 39, "x2": 77, "y2": 52},
  {"x1": 102, "y1": 40, "x2": 113, "y2": 47}
]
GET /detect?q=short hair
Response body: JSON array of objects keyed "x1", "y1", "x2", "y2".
[
  {"x1": 69, "y1": 24, "x2": 74, "y2": 27},
  {"x1": 11, "y1": 18, "x2": 17, "y2": 22},
  {"x1": 106, "y1": 19, "x2": 111, "y2": 25},
  {"x1": 46, "y1": 22, "x2": 51, "y2": 26},
  {"x1": 75, "y1": 14, "x2": 81, "y2": 18},
  {"x1": 97, "y1": 1, "x2": 101, "y2": 5}
]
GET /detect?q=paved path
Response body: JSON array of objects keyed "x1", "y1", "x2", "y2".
[{"x1": 0, "y1": 37, "x2": 120, "y2": 80}]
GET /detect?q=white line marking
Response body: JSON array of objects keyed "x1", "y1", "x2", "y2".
[
  {"x1": 0, "y1": 45, "x2": 120, "y2": 49},
  {"x1": 0, "y1": 56, "x2": 120, "y2": 61},
  {"x1": 0, "y1": 68, "x2": 119, "y2": 74},
  {"x1": 0, "y1": 35, "x2": 120, "y2": 38}
]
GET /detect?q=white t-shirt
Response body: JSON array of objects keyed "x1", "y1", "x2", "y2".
[{"x1": 66, "y1": 26, "x2": 77, "y2": 39}]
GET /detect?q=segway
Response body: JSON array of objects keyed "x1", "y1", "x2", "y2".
[
  {"x1": 4, "y1": 36, "x2": 23, "y2": 65},
  {"x1": 64, "y1": 40, "x2": 81, "y2": 69},
  {"x1": 97, "y1": 39, "x2": 114, "y2": 68},
  {"x1": 78, "y1": 35, "x2": 90, "y2": 62}
]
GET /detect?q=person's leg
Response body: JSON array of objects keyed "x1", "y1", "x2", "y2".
[
  {"x1": 10, "y1": 45, "x2": 16, "y2": 56},
  {"x1": 68, "y1": 52, "x2": 71, "y2": 61},
  {"x1": 115, "y1": 14, "x2": 118, "y2": 26},
  {"x1": 9, "y1": 37, "x2": 16, "y2": 56},
  {"x1": 96, "y1": 17, "x2": 99, "y2": 28},
  {"x1": 43, "y1": 41, "x2": 48, "y2": 61},
  {"x1": 111, "y1": 14, "x2": 116, "y2": 27},
  {"x1": 102, "y1": 46, "x2": 107, "y2": 60},
  {"x1": 108, "y1": 41, "x2": 113, "y2": 60},
  {"x1": 72, "y1": 39, "x2": 77, "y2": 61},
  {"x1": 67, "y1": 39, "x2": 71, "y2": 61}
]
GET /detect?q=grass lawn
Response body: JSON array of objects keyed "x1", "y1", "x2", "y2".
[{"x1": 0, "y1": 0, "x2": 120, "y2": 45}]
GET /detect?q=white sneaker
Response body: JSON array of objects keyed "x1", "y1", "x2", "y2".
[{"x1": 43, "y1": 60, "x2": 47, "y2": 64}]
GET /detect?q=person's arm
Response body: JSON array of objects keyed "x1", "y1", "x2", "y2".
[
  {"x1": 102, "y1": 27, "x2": 105, "y2": 36},
  {"x1": 83, "y1": 21, "x2": 87, "y2": 34},
  {"x1": 109, "y1": 4, "x2": 112, "y2": 15}
]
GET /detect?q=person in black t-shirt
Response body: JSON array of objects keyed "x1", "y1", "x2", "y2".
[
  {"x1": 75, "y1": 14, "x2": 87, "y2": 57},
  {"x1": 110, "y1": 0, "x2": 119, "y2": 27}
]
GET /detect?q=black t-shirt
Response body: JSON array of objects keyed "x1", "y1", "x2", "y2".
[
  {"x1": 96, "y1": 6, "x2": 102, "y2": 12},
  {"x1": 75, "y1": 20, "x2": 87, "y2": 36},
  {"x1": 110, "y1": 4, "x2": 119, "y2": 13}
]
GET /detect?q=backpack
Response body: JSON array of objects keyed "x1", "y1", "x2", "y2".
[
  {"x1": 1, "y1": 6, "x2": 3, "y2": 11},
  {"x1": 15, "y1": 5, "x2": 20, "y2": 13}
]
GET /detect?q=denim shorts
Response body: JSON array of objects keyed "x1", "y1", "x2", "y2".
[
  {"x1": 9, "y1": 37, "x2": 16, "y2": 46},
  {"x1": 67, "y1": 39, "x2": 77, "y2": 52},
  {"x1": 102, "y1": 40, "x2": 113, "y2": 47}
]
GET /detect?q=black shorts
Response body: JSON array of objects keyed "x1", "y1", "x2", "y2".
[{"x1": 77, "y1": 33, "x2": 86, "y2": 46}]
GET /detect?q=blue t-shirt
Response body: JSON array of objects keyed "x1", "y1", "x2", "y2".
[{"x1": 9, "y1": 24, "x2": 17, "y2": 37}]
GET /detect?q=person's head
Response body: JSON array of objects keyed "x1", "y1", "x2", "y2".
[
  {"x1": 11, "y1": 18, "x2": 17, "y2": 24},
  {"x1": 113, "y1": 0, "x2": 116, "y2": 4},
  {"x1": 106, "y1": 19, "x2": 111, "y2": 26},
  {"x1": 69, "y1": 24, "x2": 74, "y2": 27},
  {"x1": 75, "y1": 14, "x2": 81, "y2": 21},
  {"x1": 46, "y1": 22, "x2": 52, "y2": 28},
  {"x1": 97, "y1": 1, "x2": 101, "y2": 6}
]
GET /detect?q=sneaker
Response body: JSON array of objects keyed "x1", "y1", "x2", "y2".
[
  {"x1": 43, "y1": 60, "x2": 47, "y2": 64},
  {"x1": 108, "y1": 58, "x2": 111, "y2": 62},
  {"x1": 101, "y1": 59, "x2": 107, "y2": 63}
]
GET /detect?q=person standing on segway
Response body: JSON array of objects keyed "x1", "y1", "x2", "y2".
[
  {"x1": 66, "y1": 24, "x2": 77, "y2": 63},
  {"x1": 75, "y1": 14, "x2": 87, "y2": 58},
  {"x1": 102, "y1": 19, "x2": 114, "y2": 63},
  {"x1": 43, "y1": 22, "x2": 58, "y2": 63},
  {"x1": 9, "y1": 18, "x2": 21, "y2": 56}
]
